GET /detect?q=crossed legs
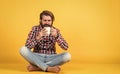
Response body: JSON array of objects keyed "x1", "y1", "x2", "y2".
[{"x1": 19, "y1": 46, "x2": 71, "y2": 73}]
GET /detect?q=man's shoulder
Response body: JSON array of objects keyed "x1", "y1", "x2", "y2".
[
  {"x1": 31, "y1": 25, "x2": 41, "y2": 32},
  {"x1": 32, "y1": 25, "x2": 39, "y2": 28},
  {"x1": 53, "y1": 26, "x2": 60, "y2": 31},
  {"x1": 32, "y1": 25, "x2": 41, "y2": 29}
]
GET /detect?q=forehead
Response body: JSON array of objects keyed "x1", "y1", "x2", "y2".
[{"x1": 42, "y1": 15, "x2": 52, "y2": 20}]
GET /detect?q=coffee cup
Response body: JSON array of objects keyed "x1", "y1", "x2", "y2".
[{"x1": 44, "y1": 27, "x2": 51, "y2": 35}]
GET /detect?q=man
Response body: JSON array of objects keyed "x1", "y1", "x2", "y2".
[{"x1": 19, "y1": 10, "x2": 71, "y2": 73}]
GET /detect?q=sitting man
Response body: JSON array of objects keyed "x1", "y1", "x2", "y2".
[{"x1": 19, "y1": 10, "x2": 71, "y2": 73}]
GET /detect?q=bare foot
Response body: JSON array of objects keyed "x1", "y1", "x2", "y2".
[
  {"x1": 47, "y1": 66, "x2": 61, "y2": 73},
  {"x1": 27, "y1": 64, "x2": 42, "y2": 72}
]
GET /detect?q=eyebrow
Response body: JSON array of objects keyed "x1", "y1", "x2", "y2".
[{"x1": 44, "y1": 20, "x2": 51, "y2": 21}]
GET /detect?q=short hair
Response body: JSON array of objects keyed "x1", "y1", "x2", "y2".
[{"x1": 40, "y1": 10, "x2": 55, "y2": 21}]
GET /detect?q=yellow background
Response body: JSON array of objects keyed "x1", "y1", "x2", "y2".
[{"x1": 0, "y1": 0, "x2": 120, "y2": 64}]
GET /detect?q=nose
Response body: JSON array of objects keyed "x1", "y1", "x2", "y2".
[
  {"x1": 45, "y1": 21, "x2": 50, "y2": 25},
  {"x1": 46, "y1": 22, "x2": 49, "y2": 24}
]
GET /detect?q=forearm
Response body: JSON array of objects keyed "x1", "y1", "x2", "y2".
[
  {"x1": 25, "y1": 39, "x2": 37, "y2": 49},
  {"x1": 56, "y1": 34, "x2": 69, "y2": 50}
]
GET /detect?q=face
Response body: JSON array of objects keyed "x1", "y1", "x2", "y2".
[{"x1": 40, "y1": 15, "x2": 52, "y2": 26}]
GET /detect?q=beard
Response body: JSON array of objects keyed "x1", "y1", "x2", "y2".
[{"x1": 40, "y1": 22, "x2": 52, "y2": 28}]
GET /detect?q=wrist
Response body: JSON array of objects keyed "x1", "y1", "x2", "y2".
[
  {"x1": 36, "y1": 35, "x2": 42, "y2": 41},
  {"x1": 55, "y1": 34, "x2": 59, "y2": 39}
]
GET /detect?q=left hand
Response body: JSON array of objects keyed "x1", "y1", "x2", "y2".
[{"x1": 51, "y1": 27, "x2": 57, "y2": 37}]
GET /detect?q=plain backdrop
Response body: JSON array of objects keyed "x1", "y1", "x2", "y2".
[{"x1": 0, "y1": 0, "x2": 120, "y2": 64}]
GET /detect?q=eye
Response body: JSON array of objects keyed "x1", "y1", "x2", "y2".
[
  {"x1": 48, "y1": 20, "x2": 51, "y2": 22},
  {"x1": 44, "y1": 20, "x2": 47, "y2": 22}
]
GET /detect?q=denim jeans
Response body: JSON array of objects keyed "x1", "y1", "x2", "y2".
[{"x1": 19, "y1": 46, "x2": 71, "y2": 71}]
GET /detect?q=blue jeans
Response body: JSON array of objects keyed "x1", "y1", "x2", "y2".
[{"x1": 19, "y1": 46, "x2": 71, "y2": 71}]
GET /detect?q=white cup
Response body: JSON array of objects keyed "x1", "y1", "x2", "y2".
[{"x1": 44, "y1": 27, "x2": 51, "y2": 36}]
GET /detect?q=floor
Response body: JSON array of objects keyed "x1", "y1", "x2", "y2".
[{"x1": 0, "y1": 61, "x2": 120, "y2": 74}]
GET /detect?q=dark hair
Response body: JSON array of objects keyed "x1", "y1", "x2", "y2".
[{"x1": 40, "y1": 10, "x2": 55, "y2": 21}]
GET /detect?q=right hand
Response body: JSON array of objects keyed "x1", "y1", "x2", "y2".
[{"x1": 36, "y1": 28, "x2": 48, "y2": 40}]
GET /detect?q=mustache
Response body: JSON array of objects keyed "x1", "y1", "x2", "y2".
[{"x1": 41, "y1": 24, "x2": 52, "y2": 28}]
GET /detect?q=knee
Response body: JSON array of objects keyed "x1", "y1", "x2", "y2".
[
  {"x1": 63, "y1": 52, "x2": 71, "y2": 62},
  {"x1": 19, "y1": 46, "x2": 30, "y2": 56}
]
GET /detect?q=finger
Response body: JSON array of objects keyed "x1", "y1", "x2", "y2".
[
  {"x1": 41, "y1": 28, "x2": 46, "y2": 32},
  {"x1": 43, "y1": 33, "x2": 48, "y2": 36},
  {"x1": 51, "y1": 28, "x2": 54, "y2": 30}
]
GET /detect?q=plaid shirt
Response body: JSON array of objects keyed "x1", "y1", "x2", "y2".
[{"x1": 25, "y1": 25, "x2": 68, "y2": 54}]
